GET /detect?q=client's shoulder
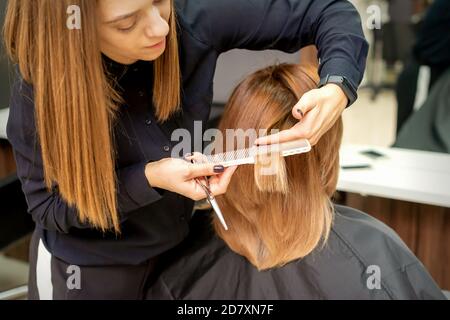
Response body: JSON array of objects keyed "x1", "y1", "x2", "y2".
[
  {"x1": 328, "y1": 205, "x2": 447, "y2": 299},
  {"x1": 147, "y1": 211, "x2": 244, "y2": 299},
  {"x1": 159, "y1": 211, "x2": 240, "y2": 265},
  {"x1": 330, "y1": 204, "x2": 418, "y2": 271}
]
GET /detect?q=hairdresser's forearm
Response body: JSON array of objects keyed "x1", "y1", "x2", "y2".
[
  {"x1": 313, "y1": 0, "x2": 368, "y2": 89},
  {"x1": 116, "y1": 161, "x2": 164, "y2": 212}
]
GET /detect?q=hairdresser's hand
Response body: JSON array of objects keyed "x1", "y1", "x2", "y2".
[
  {"x1": 254, "y1": 84, "x2": 347, "y2": 146},
  {"x1": 145, "y1": 155, "x2": 238, "y2": 201}
]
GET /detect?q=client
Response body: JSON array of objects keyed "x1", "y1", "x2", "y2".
[{"x1": 146, "y1": 63, "x2": 445, "y2": 300}]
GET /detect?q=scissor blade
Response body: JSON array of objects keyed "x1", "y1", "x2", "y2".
[{"x1": 209, "y1": 198, "x2": 228, "y2": 231}]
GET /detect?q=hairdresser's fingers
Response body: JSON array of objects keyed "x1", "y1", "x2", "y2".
[
  {"x1": 208, "y1": 166, "x2": 238, "y2": 196},
  {"x1": 182, "y1": 166, "x2": 237, "y2": 201},
  {"x1": 292, "y1": 107, "x2": 324, "y2": 145},
  {"x1": 293, "y1": 101, "x2": 340, "y2": 146},
  {"x1": 253, "y1": 127, "x2": 301, "y2": 146},
  {"x1": 292, "y1": 89, "x2": 320, "y2": 120},
  {"x1": 256, "y1": 84, "x2": 347, "y2": 146},
  {"x1": 255, "y1": 89, "x2": 320, "y2": 146},
  {"x1": 254, "y1": 107, "x2": 322, "y2": 146},
  {"x1": 179, "y1": 179, "x2": 210, "y2": 201},
  {"x1": 184, "y1": 152, "x2": 222, "y2": 179},
  {"x1": 184, "y1": 161, "x2": 224, "y2": 180},
  {"x1": 184, "y1": 152, "x2": 209, "y2": 163},
  {"x1": 293, "y1": 84, "x2": 347, "y2": 122}
]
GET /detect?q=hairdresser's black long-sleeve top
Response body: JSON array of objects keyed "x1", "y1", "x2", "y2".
[{"x1": 6, "y1": 0, "x2": 368, "y2": 265}]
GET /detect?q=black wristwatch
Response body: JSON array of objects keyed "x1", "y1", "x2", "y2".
[{"x1": 318, "y1": 75, "x2": 358, "y2": 108}]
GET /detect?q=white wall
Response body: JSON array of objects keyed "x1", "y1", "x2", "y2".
[{"x1": 213, "y1": 49, "x2": 300, "y2": 104}]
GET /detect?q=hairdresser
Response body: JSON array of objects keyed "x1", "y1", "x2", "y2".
[{"x1": 4, "y1": 0, "x2": 368, "y2": 299}]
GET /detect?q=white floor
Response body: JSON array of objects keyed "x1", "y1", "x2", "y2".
[{"x1": 0, "y1": 255, "x2": 28, "y2": 292}]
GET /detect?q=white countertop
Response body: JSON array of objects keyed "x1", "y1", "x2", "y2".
[{"x1": 338, "y1": 145, "x2": 450, "y2": 208}]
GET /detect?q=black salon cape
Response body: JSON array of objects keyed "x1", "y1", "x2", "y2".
[{"x1": 146, "y1": 205, "x2": 446, "y2": 300}]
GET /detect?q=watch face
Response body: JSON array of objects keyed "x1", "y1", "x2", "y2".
[
  {"x1": 320, "y1": 75, "x2": 357, "y2": 107},
  {"x1": 319, "y1": 75, "x2": 357, "y2": 105}
]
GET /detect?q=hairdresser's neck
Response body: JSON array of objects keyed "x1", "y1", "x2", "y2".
[{"x1": 102, "y1": 51, "x2": 138, "y2": 66}]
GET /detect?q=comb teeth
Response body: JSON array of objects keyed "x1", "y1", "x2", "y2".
[
  {"x1": 202, "y1": 139, "x2": 311, "y2": 167},
  {"x1": 205, "y1": 146, "x2": 254, "y2": 164}
]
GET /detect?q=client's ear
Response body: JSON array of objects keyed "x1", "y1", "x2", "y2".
[{"x1": 254, "y1": 152, "x2": 288, "y2": 194}]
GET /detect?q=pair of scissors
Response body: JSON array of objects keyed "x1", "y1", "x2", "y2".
[{"x1": 189, "y1": 158, "x2": 229, "y2": 231}]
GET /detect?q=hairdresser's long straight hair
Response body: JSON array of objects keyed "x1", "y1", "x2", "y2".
[
  {"x1": 214, "y1": 64, "x2": 343, "y2": 270},
  {"x1": 3, "y1": 0, "x2": 181, "y2": 232}
]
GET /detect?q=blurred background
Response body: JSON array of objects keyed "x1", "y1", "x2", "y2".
[{"x1": 0, "y1": 0, "x2": 449, "y2": 299}]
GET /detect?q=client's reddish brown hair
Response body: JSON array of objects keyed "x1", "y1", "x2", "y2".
[{"x1": 213, "y1": 63, "x2": 343, "y2": 270}]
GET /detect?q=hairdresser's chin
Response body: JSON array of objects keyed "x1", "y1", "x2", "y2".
[{"x1": 100, "y1": 34, "x2": 168, "y2": 64}]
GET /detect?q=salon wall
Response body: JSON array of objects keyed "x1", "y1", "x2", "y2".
[{"x1": 213, "y1": 49, "x2": 299, "y2": 104}]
